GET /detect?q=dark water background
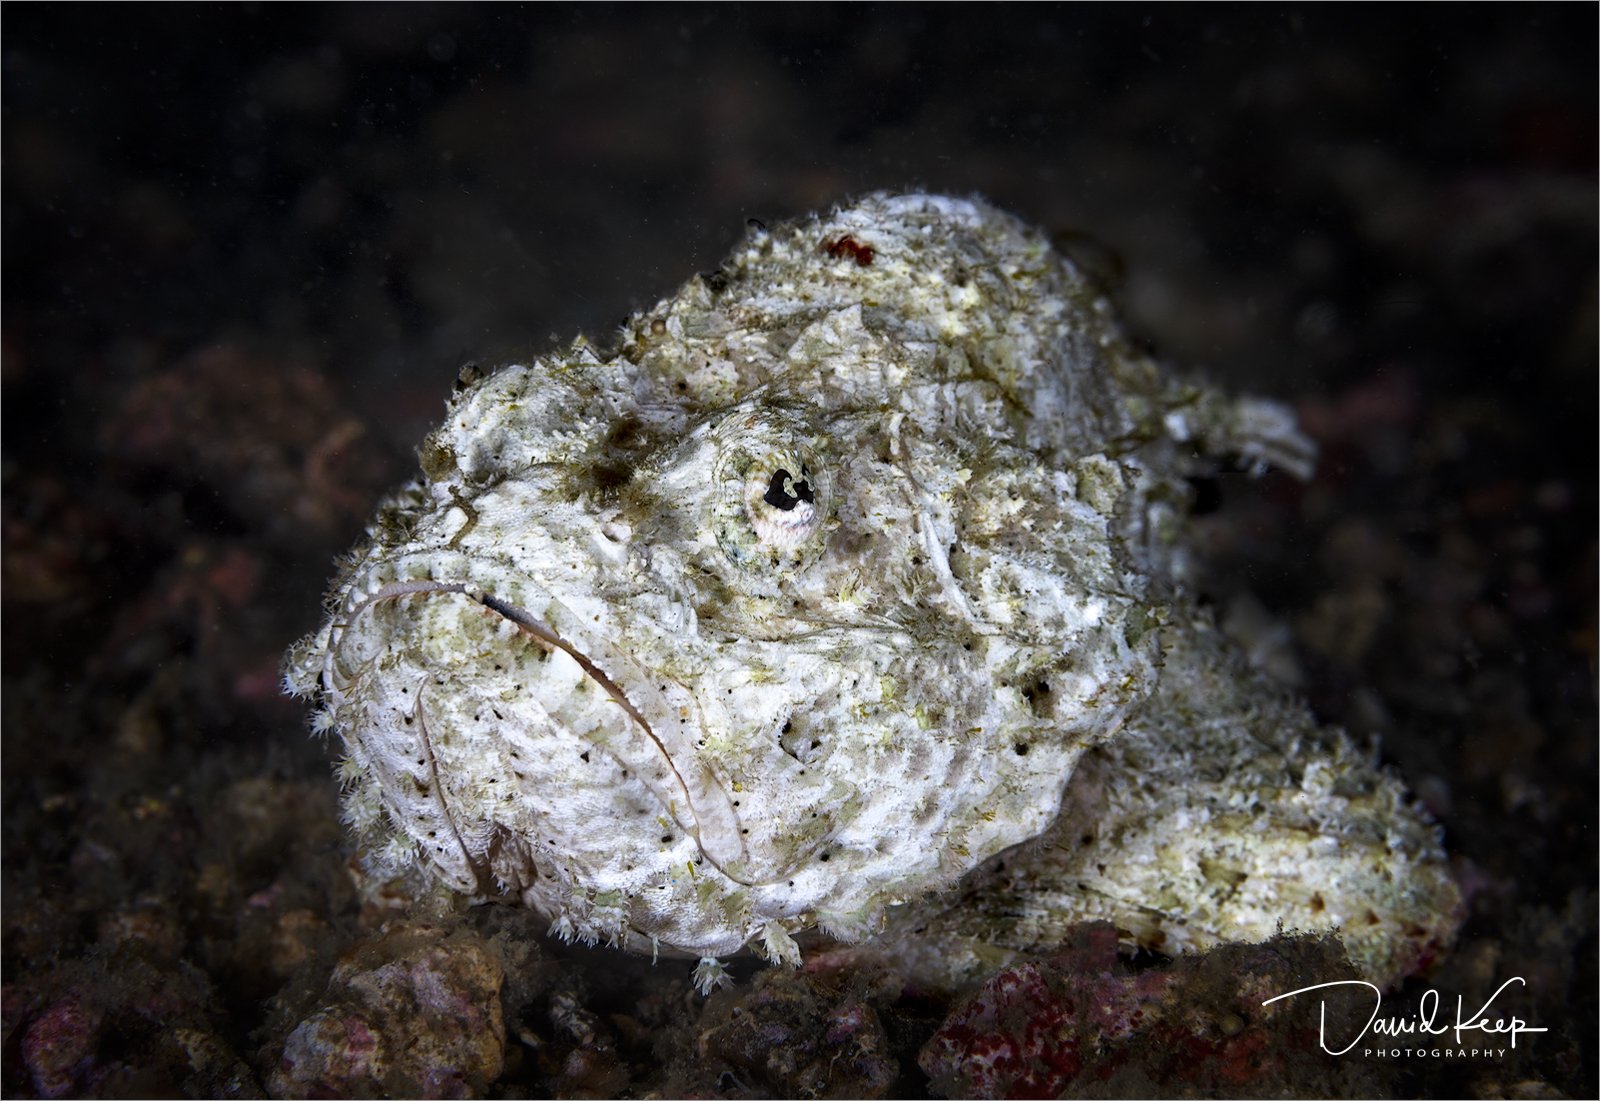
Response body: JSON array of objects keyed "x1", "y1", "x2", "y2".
[{"x1": 3, "y1": 5, "x2": 1594, "y2": 1098}]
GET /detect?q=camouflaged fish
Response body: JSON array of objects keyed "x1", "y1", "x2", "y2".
[{"x1": 284, "y1": 192, "x2": 1461, "y2": 993}]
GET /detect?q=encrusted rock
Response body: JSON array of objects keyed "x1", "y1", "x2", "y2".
[
  {"x1": 269, "y1": 922, "x2": 505, "y2": 1099},
  {"x1": 687, "y1": 968, "x2": 897, "y2": 1099},
  {"x1": 920, "y1": 923, "x2": 1382, "y2": 1099}
]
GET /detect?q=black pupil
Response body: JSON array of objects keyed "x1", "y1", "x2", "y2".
[{"x1": 763, "y1": 468, "x2": 814, "y2": 512}]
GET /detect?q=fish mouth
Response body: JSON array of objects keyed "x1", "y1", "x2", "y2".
[
  {"x1": 465, "y1": 584, "x2": 756, "y2": 882},
  {"x1": 324, "y1": 551, "x2": 841, "y2": 889}
]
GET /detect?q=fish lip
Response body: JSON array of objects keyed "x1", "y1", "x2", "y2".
[
  {"x1": 326, "y1": 550, "x2": 758, "y2": 884},
  {"x1": 465, "y1": 586, "x2": 758, "y2": 882}
]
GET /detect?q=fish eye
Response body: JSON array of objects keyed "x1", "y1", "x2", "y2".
[
  {"x1": 762, "y1": 467, "x2": 815, "y2": 512},
  {"x1": 710, "y1": 413, "x2": 832, "y2": 574},
  {"x1": 749, "y1": 462, "x2": 818, "y2": 539}
]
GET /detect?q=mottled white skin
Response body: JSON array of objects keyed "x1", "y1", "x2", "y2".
[
  {"x1": 285, "y1": 192, "x2": 1459, "y2": 990},
  {"x1": 876, "y1": 621, "x2": 1462, "y2": 991}
]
